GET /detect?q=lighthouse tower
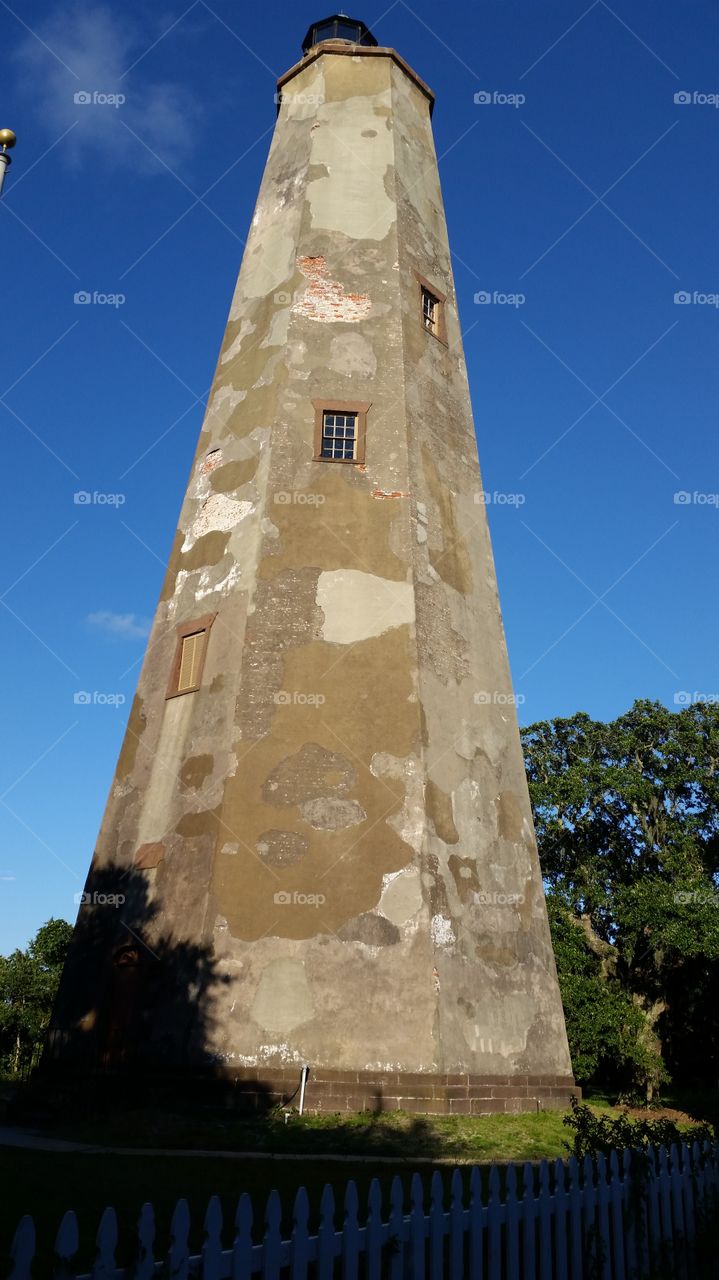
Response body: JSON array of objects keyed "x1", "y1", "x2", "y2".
[{"x1": 49, "y1": 16, "x2": 575, "y2": 1114}]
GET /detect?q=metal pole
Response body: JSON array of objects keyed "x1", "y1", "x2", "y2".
[{"x1": 0, "y1": 130, "x2": 17, "y2": 198}]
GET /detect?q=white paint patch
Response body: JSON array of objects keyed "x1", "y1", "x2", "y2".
[
  {"x1": 221, "y1": 319, "x2": 256, "y2": 365},
  {"x1": 431, "y1": 914, "x2": 456, "y2": 947},
  {"x1": 195, "y1": 562, "x2": 242, "y2": 601},
  {"x1": 316, "y1": 570, "x2": 414, "y2": 644},
  {"x1": 204, "y1": 384, "x2": 247, "y2": 434},
  {"x1": 182, "y1": 493, "x2": 254, "y2": 551}
]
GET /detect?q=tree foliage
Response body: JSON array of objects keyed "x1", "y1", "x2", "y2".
[
  {"x1": 523, "y1": 699, "x2": 719, "y2": 1095},
  {"x1": 0, "y1": 918, "x2": 73, "y2": 1077}
]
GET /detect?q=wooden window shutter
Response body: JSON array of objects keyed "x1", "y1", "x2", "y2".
[{"x1": 177, "y1": 631, "x2": 205, "y2": 692}]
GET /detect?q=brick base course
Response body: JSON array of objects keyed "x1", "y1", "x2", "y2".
[{"x1": 220, "y1": 1067, "x2": 580, "y2": 1115}]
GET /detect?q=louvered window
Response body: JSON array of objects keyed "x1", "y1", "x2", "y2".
[
  {"x1": 166, "y1": 614, "x2": 216, "y2": 699},
  {"x1": 178, "y1": 631, "x2": 205, "y2": 692}
]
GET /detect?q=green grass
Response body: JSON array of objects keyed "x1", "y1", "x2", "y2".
[
  {"x1": 54, "y1": 1104, "x2": 577, "y2": 1162},
  {"x1": 3, "y1": 1094, "x2": 715, "y2": 1272}
]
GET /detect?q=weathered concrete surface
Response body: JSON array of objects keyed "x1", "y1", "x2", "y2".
[{"x1": 48, "y1": 38, "x2": 573, "y2": 1100}]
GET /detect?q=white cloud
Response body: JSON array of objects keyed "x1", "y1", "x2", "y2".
[
  {"x1": 13, "y1": 6, "x2": 201, "y2": 172},
  {"x1": 87, "y1": 610, "x2": 151, "y2": 640}
]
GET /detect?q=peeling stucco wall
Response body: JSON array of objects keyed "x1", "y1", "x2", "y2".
[{"x1": 52, "y1": 44, "x2": 572, "y2": 1084}]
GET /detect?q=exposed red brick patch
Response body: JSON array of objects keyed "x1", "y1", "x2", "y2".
[
  {"x1": 372, "y1": 489, "x2": 410, "y2": 500},
  {"x1": 133, "y1": 841, "x2": 165, "y2": 869},
  {"x1": 293, "y1": 255, "x2": 371, "y2": 323},
  {"x1": 200, "y1": 449, "x2": 223, "y2": 475}
]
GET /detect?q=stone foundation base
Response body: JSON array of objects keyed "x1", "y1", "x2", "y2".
[{"x1": 223, "y1": 1066, "x2": 580, "y2": 1115}]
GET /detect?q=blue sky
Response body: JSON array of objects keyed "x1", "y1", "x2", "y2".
[{"x1": 1, "y1": 0, "x2": 717, "y2": 951}]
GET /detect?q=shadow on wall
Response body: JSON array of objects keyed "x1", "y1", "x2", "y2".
[{"x1": 34, "y1": 863, "x2": 273, "y2": 1115}]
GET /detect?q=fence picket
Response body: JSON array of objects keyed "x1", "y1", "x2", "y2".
[
  {"x1": 200, "y1": 1196, "x2": 224, "y2": 1280},
  {"x1": 262, "y1": 1190, "x2": 282, "y2": 1280},
  {"x1": 447, "y1": 1168, "x2": 464, "y2": 1280},
  {"x1": 487, "y1": 1165, "x2": 501, "y2": 1280},
  {"x1": 607, "y1": 1151, "x2": 626, "y2": 1280},
  {"x1": 387, "y1": 1175, "x2": 405, "y2": 1280},
  {"x1": 8, "y1": 1215, "x2": 35, "y2": 1280},
  {"x1": 537, "y1": 1161, "x2": 552, "y2": 1280},
  {"x1": 644, "y1": 1146, "x2": 660, "y2": 1277},
  {"x1": 656, "y1": 1145, "x2": 674, "y2": 1265},
  {"x1": 134, "y1": 1203, "x2": 155, "y2": 1280},
  {"x1": 366, "y1": 1178, "x2": 383, "y2": 1280},
  {"x1": 669, "y1": 1142, "x2": 688, "y2": 1279},
  {"x1": 468, "y1": 1167, "x2": 483, "y2": 1280},
  {"x1": 522, "y1": 1162, "x2": 537, "y2": 1280},
  {"x1": 317, "y1": 1185, "x2": 336, "y2": 1280},
  {"x1": 8, "y1": 1139, "x2": 719, "y2": 1280},
  {"x1": 680, "y1": 1142, "x2": 696, "y2": 1250},
  {"x1": 340, "y1": 1181, "x2": 360, "y2": 1280},
  {"x1": 566, "y1": 1157, "x2": 582, "y2": 1280},
  {"x1": 232, "y1": 1192, "x2": 254, "y2": 1280},
  {"x1": 91, "y1": 1207, "x2": 118, "y2": 1280},
  {"x1": 428, "y1": 1170, "x2": 444, "y2": 1280},
  {"x1": 504, "y1": 1164, "x2": 519, "y2": 1280},
  {"x1": 595, "y1": 1154, "x2": 611, "y2": 1280},
  {"x1": 167, "y1": 1199, "x2": 190, "y2": 1280},
  {"x1": 53, "y1": 1209, "x2": 79, "y2": 1279},
  {"x1": 552, "y1": 1159, "x2": 568, "y2": 1280},
  {"x1": 290, "y1": 1186, "x2": 310, "y2": 1280}
]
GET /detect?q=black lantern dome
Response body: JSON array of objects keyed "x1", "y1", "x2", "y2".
[{"x1": 301, "y1": 14, "x2": 378, "y2": 55}]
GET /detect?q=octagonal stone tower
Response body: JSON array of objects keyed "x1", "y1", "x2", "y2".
[{"x1": 48, "y1": 16, "x2": 575, "y2": 1113}]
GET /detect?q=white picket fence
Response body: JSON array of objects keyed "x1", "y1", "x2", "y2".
[{"x1": 7, "y1": 1141, "x2": 719, "y2": 1279}]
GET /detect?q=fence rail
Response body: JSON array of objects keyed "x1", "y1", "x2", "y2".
[{"x1": 8, "y1": 1140, "x2": 719, "y2": 1278}]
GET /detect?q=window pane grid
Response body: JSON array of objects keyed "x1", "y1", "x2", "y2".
[
  {"x1": 321, "y1": 411, "x2": 357, "y2": 461},
  {"x1": 422, "y1": 286, "x2": 438, "y2": 332}
]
